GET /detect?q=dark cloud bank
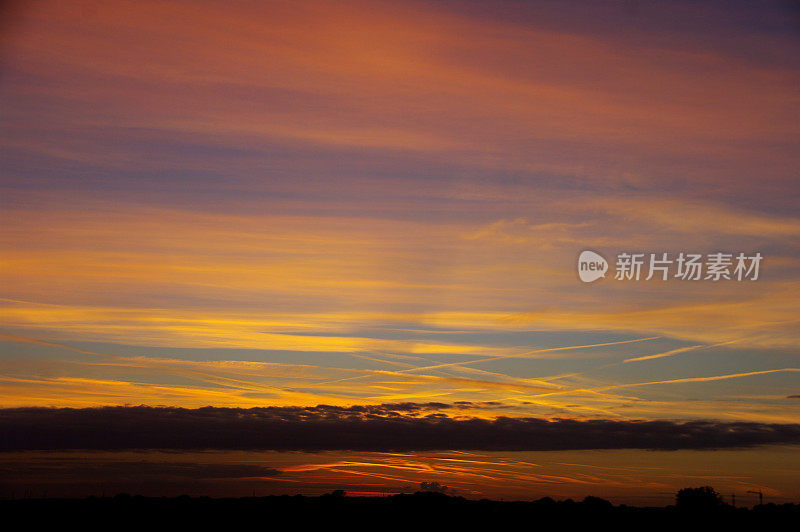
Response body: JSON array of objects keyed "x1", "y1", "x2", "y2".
[
  {"x1": 0, "y1": 461, "x2": 281, "y2": 481},
  {"x1": 1, "y1": 404, "x2": 799, "y2": 452}
]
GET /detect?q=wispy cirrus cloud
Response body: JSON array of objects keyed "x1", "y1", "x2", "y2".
[{"x1": 1, "y1": 0, "x2": 798, "y2": 433}]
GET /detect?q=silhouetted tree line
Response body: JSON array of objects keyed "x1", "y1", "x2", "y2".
[
  {"x1": 1, "y1": 485, "x2": 796, "y2": 526},
  {"x1": 675, "y1": 486, "x2": 725, "y2": 509}
]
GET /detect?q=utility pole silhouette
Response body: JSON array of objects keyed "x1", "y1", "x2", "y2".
[
  {"x1": 731, "y1": 493, "x2": 735, "y2": 507},
  {"x1": 747, "y1": 490, "x2": 763, "y2": 506}
]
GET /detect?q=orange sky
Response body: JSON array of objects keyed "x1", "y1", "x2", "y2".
[{"x1": 1, "y1": 0, "x2": 799, "y2": 502}]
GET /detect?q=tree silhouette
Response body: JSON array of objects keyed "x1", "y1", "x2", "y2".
[
  {"x1": 582, "y1": 496, "x2": 613, "y2": 509},
  {"x1": 418, "y1": 481, "x2": 449, "y2": 493},
  {"x1": 675, "y1": 486, "x2": 724, "y2": 510}
]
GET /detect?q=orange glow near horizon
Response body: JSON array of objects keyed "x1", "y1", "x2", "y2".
[{"x1": 2, "y1": 447, "x2": 798, "y2": 505}]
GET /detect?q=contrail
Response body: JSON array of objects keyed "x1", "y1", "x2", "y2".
[
  {"x1": 0, "y1": 332, "x2": 301, "y2": 395},
  {"x1": 612, "y1": 368, "x2": 800, "y2": 388},
  {"x1": 530, "y1": 367, "x2": 800, "y2": 399},
  {"x1": 398, "y1": 336, "x2": 661, "y2": 374},
  {"x1": 623, "y1": 340, "x2": 738, "y2": 363},
  {"x1": 623, "y1": 345, "x2": 704, "y2": 364},
  {"x1": 324, "y1": 336, "x2": 660, "y2": 384},
  {"x1": 0, "y1": 332, "x2": 123, "y2": 359}
]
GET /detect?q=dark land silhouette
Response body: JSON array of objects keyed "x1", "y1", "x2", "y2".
[{"x1": 2, "y1": 486, "x2": 797, "y2": 526}]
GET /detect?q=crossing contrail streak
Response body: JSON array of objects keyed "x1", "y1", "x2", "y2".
[
  {"x1": 398, "y1": 336, "x2": 661, "y2": 374},
  {"x1": 325, "y1": 336, "x2": 660, "y2": 384},
  {"x1": 623, "y1": 340, "x2": 738, "y2": 363}
]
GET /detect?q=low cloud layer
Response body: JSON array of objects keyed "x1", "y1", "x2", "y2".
[{"x1": 1, "y1": 405, "x2": 799, "y2": 452}]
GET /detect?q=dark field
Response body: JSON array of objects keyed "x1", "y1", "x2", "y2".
[{"x1": 3, "y1": 492, "x2": 798, "y2": 527}]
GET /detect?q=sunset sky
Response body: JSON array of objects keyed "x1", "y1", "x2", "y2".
[{"x1": 1, "y1": 0, "x2": 799, "y2": 505}]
